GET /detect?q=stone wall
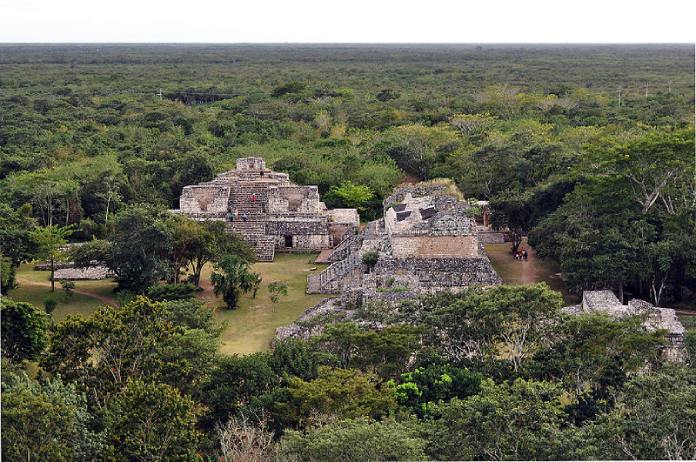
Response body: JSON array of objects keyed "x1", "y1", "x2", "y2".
[
  {"x1": 390, "y1": 235, "x2": 480, "y2": 258},
  {"x1": 268, "y1": 185, "x2": 322, "y2": 214},
  {"x1": 372, "y1": 256, "x2": 502, "y2": 288},
  {"x1": 180, "y1": 185, "x2": 230, "y2": 214}
]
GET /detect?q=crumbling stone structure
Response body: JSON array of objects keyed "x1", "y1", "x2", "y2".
[
  {"x1": 307, "y1": 182, "x2": 501, "y2": 303},
  {"x1": 564, "y1": 290, "x2": 686, "y2": 361},
  {"x1": 173, "y1": 157, "x2": 358, "y2": 261}
]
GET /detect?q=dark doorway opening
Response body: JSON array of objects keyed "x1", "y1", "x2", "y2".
[{"x1": 284, "y1": 235, "x2": 293, "y2": 248}]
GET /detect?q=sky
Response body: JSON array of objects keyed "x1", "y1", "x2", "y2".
[{"x1": 1, "y1": 0, "x2": 695, "y2": 43}]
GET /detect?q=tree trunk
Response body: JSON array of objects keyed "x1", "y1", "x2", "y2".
[
  {"x1": 105, "y1": 195, "x2": 111, "y2": 225},
  {"x1": 50, "y1": 256, "x2": 55, "y2": 292},
  {"x1": 617, "y1": 283, "x2": 623, "y2": 304}
]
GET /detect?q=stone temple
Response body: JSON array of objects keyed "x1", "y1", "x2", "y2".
[
  {"x1": 307, "y1": 181, "x2": 502, "y2": 304},
  {"x1": 172, "y1": 157, "x2": 359, "y2": 261}
]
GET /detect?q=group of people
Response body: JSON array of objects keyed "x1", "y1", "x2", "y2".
[
  {"x1": 514, "y1": 248, "x2": 529, "y2": 261},
  {"x1": 226, "y1": 193, "x2": 258, "y2": 222},
  {"x1": 227, "y1": 209, "x2": 248, "y2": 222}
]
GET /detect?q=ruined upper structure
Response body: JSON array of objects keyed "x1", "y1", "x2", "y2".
[
  {"x1": 307, "y1": 181, "x2": 501, "y2": 303},
  {"x1": 565, "y1": 290, "x2": 686, "y2": 361},
  {"x1": 173, "y1": 157, "x2": 359, "y2": 261}
]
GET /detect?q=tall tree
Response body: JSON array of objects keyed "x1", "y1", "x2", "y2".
[
  {"x1": 1, "y1": 299, "x2": 50, "y2": 362},
  {"x1": 103, "y1": 380, "x2": 203, "y2": 461},
  {"x1": 30, "y1": 224, "x2": 73, "y2": 291}
]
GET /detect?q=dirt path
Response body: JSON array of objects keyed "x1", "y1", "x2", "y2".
[
  {"x1": 516, "y1": 243, "x2": 540, "y2": 284},
  {"x1": 196, "y1": 276, "x2": 216, "y2": 302},
  {"x1": 17, "y1": 277, "x2": 118, "y2": 307}
]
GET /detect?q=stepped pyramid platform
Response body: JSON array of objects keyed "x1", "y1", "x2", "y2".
[
  {"x1": 307, "y1": 181, "x2": 501, "y2": 300},
  {"x1": 172, "y1": 157, "x2": 358, "y2": 261}
]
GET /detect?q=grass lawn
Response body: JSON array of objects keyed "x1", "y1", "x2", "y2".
[
  {"x1": 10, "y1": 263, "x2": 118, "y2": 321},
  {"x1": 199, "y1": 253, "x2": 328, "y2": 355}
]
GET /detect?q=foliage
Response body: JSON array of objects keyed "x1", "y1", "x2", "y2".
[
  {"x1": 41, "y1": 296, "x2": 221, "y2": 407},
  {"x1": 273, "y1": 366, "x2": 396, "y2": 428},
  {"x1": 361, "y1": 250, "x2": 379, "y2": 271},
  {"x1": 146, "y1": 282, "x2": 196, "y2": 301},
  {"x1": 103, "y1": 379, "x2": 203, "y2": 461},
  {"x1": 267, "y1": 281, "x2": 288, "y2": 303},
  {"x1": 0, "y1": 298, "x2": 50, "y2": 362},
  {"x1": 428, "y1": 378, "x2": 567, "y2": 460},
  {"x1": 392, "y1": 364, "x2": 482, "y2": 417},
  {"x1": 1, "y1": 372, "x2": 104, "y2": 461},
  {"x1": 29, "y1": 224, "x2": 73, "y2": 291},
  {"x1": 211, "y1": 254, "x2": 261, "y2": 309},
  {"x1": 279, "y1": 418, "x2": 428, "y2": 461},
  {"x1": 59, "y1": 278, "x2": 75, "y2": 299}
]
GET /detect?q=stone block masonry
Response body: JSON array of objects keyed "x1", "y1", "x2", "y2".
[
  {"x1": 172, "y1": 157, "x2": 358, "y2": 261},
  {"x1": 307, "y1": 182, "x2": 501, "y2": 297}
]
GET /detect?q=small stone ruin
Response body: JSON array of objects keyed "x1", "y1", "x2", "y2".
[
  {"x1": 172, "y1": 157, "x2": 359, "y2": 261},
  {"x1": 564, "y1": 290, "x2": 686, "y2": 361}
]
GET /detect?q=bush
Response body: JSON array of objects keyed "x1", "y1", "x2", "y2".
[
  {"x1": 268, "y1": 281, "x2": 288, "y2": 303},
  {"x1": 361, "y1": 251, "x2": 379, "y2": 272},
  {"x1": 59, "y1": 279, "x2": 75, "y2": 300},
  {"x1": 43, "y1": 296, "x2": 58, "y2": 314},
  {"x1": 146, "y1": 283, "x2": 196, "y2": 301}
]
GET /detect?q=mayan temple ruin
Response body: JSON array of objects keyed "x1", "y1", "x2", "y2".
[
  {"x1": 565, "y1": 290, "x2": 686, "y2": 361},
  {"x1": 307, "y1": 180, "x2": 502, "y2": 301},
  {"x1": 172, "y1": 157, "x2": 359, "y2": 261}
]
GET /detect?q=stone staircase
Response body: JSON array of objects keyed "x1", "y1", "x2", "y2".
[
  {"x1": 226, "y1": 221, "x2": 275, "y2": 262},
  {"x1": 229, "y1": 183, "x2": 268, "y2": 220},
  {"x1": 307, "y1": 251, "x2": 363, "y2": 294},
  {"x1": 323, "y1": 233, "x2": 361, "y2": 263}
]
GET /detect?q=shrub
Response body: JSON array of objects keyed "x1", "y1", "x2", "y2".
[
  {"x1": 268, "y1": 281, "x2": 288, "y2": 303},
  {"x1": 59, "y1": 279, "x2": 75, "y2": 300},
  {"x1": 43, "y1": 296, "x2": 58, "y2": 314},
  {"x1": 361, "y1": 251, "x2": 379, "y2": 272}
]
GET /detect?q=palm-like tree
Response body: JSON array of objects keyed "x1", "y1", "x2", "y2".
[{"x1": 211, "y1": 254, "x2": 260, "y2": 309}]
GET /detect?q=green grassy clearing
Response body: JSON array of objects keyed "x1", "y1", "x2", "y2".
[
  {"x1": 10, "y1": 263, "x2": 117, "y2": 321},
  {"x1": 199, "y1": 253, "x2": 328, "y2": 355}
]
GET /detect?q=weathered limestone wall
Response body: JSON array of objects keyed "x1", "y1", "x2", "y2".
[
  {"x1": 390, "y1": 235, "x2": 480, "y2": 258},
  {"x1": 268, "y1": 185, "x2": 322, "y2": 214},
  {"x1": 180, "y1": 185, "x2": 230, "y2": 214},
  {"x1": 372, "y1": 257, "x2": 502, "y2": 288},
  {"x1": 265, "y1": 219, "x2": 329, "y2": 236}
]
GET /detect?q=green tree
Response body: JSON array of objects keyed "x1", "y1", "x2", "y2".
[
  {"x1": 274, "y1": 366, "x2": 396, "y2": 428},
  {"x1": 429, "y1": 378, "x2": 567, "y2": 460},
  {"x1": 109, "y1": 204, "x2": 173, "y2": 293},
  {"x1": 41, "y1": 297, "x2": 220, "y2": 407},
  {"x1": 0, "y1": 298, "x2": 50, "y2": 362},
  {"x1": 327, "y1": 181, "x2": 374, "y2": 214},
  {"x1": 200, "y1": 353, "x2": 278, "y2": 424},
  {"x1": 1, "y1": 372, "x2": 104, "y2": 461},
  {"x1": 279, "y1": 418, "x2": 427, "y2": 462},
  {"x1": 0, "y1": 203, "x2": 36, "y2": 293},
  {"x1": 30, "y1": 224, "x2": 73, "y2": 291},
  {"x1": 577, "y1": 367, "x2": 696, "y2": 460},
  {"x1": 104, "y1": 380, "x2": 203, "y2": 461},
  {"x1": 186, "y1": 220, "x2": 254, "y2": 288},
  {"x1": 211, "y1": 254, "x2": 260, "y2": 309},
  {"x1": 425, "y1": 284, "x2": 564, "y2": 370},
  {"x1": 268, "y1": 281, "x2": 288, "y2": 303}
]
